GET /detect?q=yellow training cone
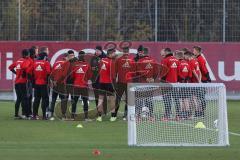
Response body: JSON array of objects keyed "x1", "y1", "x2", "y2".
[
  {"x1": 76, "y1": 124, "x2": 83, "y2": 128},
  {"x1": 195, "y1": 122, "x2": 206, "y2": 129}
]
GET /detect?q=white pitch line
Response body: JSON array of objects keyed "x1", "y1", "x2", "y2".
[
  {"x1": 168, "y1": 120, "x2": 240, "y2": 137},
  {"x1": 229, "y1": 132, "x2": 240, "y2": 137}
]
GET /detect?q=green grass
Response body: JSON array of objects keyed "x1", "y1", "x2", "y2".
[{"x1": 0, "y1": 101, "x2": 239, "y2": 160}]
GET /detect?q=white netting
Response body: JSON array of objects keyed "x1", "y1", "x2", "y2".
[{"x1": 128, "y1": 83, "x2": 229, "y2": 146}]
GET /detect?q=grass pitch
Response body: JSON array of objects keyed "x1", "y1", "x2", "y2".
[{"x1": 0, "y1": 101, "x2": 239, "y2": 160}]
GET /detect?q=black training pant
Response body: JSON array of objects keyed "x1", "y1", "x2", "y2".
[
  {"x1": 26, "y1": 81, "x2": 33, "y2": 115},
  {"x1": 33, "y1": 85, "x2": 49, "y2": 118},
  {"x1": 15, "y1": 83, "x2": 28, "y2": 117},
  {"x1": 163, "y1": 87, "x2": 181, "y2": 118},
  {"x1": 71, "y1": 87, "x2": 89, "y2": 114},
  {"x1": 115, "y1": 83, "x2": 128, "y2": 117},
  {"x1": 50, "y1": 89, "x2": 66, "y2": 114}
]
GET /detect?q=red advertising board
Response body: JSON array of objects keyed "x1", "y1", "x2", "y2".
[{"x1": 0, "y1": 41, "x2": 239, "y2": 92}]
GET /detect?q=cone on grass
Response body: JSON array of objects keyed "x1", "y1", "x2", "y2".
[
  {"x1": 92, "y1": 149, "x2": 101, "y2": 156},
  {"x1": 195, "y1": 122, "x2": 206, "y2": 129},
  {"x1": 76, "y1": 124, "x2": 83, "y2": 128}
]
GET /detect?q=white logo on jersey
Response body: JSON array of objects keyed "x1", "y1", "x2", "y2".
[
  {"x1": 55, "y1": 64, "x2": 62, "y2": 70},
  {"x1": 36, "y1": 65, "x2": 43, "y2": 71},
  {"x1": 16, "y1": 64, "x2": 21, "y2": 70},
  {"x1": 171, "y1": 62, "x2": 177, "y2": 68},
  {"x1": 76, "y1": 67, "x2": 84, "y2": 73},
  {"x1": 182, "y1": 66, "x2": 188, "y2": 72},
  {"x1": 101, "y1": 63, "x2": 106, "y2": 70},
  {"x1": 122, "y1": 61, "x2": 130, "y2": 68},
  {"x1": 145, "y1": 63, "x2": 153, "y2": 69}
]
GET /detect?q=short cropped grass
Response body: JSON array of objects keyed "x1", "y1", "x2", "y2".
[{"x1": 0, "y1": 101, "x2": 239, "y2": 160}]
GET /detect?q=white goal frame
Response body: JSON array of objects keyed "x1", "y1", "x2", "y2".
[{"x1": 128, "y1": 83, "x2": 229, "y2": 147}]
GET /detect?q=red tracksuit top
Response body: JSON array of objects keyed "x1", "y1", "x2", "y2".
[
  {"x1": 99, "y1": 57, "x2": 115, "y2": 84},
  {"x1": 161, "y1": 55, "x2": 179, "y2": 83},
  {"x1": 33, "y1": 60, "x2": 51, "y2": 85},
  {"x1": 178, "y1": 59, "x2": 192, "y2": 83},
  {"x1": 72, "y1": 61, "x2": 92, "y2": 88},
  {"x1": 25, "y1": 57, "x2": 35, "y2": 76},
  {"x1": 115, "y1": 54, "x2": 136, "y2": 83},
  {"x1": 196, "y1": 54, "x2": 209, "y2": 81},
  {"x1": 189, "y1": 58, "x2": 201, "y2": 83},
  {"x1": 8, "y1": 58, "x2": 31, "y2": 84},
  {"x1": 136, "y1": 56, "x2": 158, "y2": 83},
  {"x1": 50, "y1": 60, "x2": 65, "y2": 82}
]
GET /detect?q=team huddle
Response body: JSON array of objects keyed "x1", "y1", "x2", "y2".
[{"x1": 9, "y1": 44, "x2": 211, "y2": 122}]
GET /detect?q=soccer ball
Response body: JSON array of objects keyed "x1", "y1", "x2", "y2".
[{"x1": 214, "y1": 119, "x2": 218, "y2": 128}]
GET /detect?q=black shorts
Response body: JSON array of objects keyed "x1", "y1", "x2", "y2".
[
  {"x1": 100, "y1": 83, "x2": 115, "y2": 96},
  {"x1": 72, "y1": 87, "x2": 89, "y2": 98}
]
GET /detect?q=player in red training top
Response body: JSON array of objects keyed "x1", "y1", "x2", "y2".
[
  {"x1": 160, "y1": 48, "x2": 181, "y2": 121},
  {"x1": 114, "y1": 45, "x2": 135, "y2": 120},
  {"x1": 175, "y1": 51, "x2": 192, "y2": 119},
  {"x1": 25, "y1": 47, "x2": 38, "y2": 117},
  {"x1": 175, "y1": 51, "x2": 192, "y2": 83},
  {"x1": 32, "y1": 52, "x2": 51, "y2": 120},
  {"x1": 9, "y1": 49, "x2": 31, "y2": 119},
  {"x1": 134, "y1": 47, "x2": 159, "y2": 121},
  {"x1": 136, "y1": 47, "x2": 159, "y2": 83},
  {"x1": 193, "y1": 46, "x2": 211, "y2": 83},
  {"x1": 90, "y1": 46, "x2": 108, "y2": 115},
  {"x1": 49, "y1": 53, "x2": 68, "y2": 120},
  {"x1": 184, "y1": 51, "x2": 201, "y2": 83},
  {"x1": 183, "y1": 51, "x2": 203, "y2": 117},
  {"x1": 161, "y1": 48, "x2": 179, "y2": 83},
  {"x1": 52, "y1": 50, "x2": 81, "y2": 119},
  {"x1": 71, "y1": 51, "x2": 92, "y2": 121},
  {"x1": 96, "y1": 48, "x2": 116, "y2": 122},
  {"x1": 193, "y1": 46, "x2": 210, "y2": 117}
]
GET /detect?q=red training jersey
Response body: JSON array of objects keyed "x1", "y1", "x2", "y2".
[
  {"x1": 50, "y1": 60, "x2": 65, "y2": 82},
  {"x1": 196, "y1": 54, "x2": 209, "y2": 81},
  {"x1": 25, "y1": 57, "x2": 35, "y2": 76},
  {"x1": 8, "y1": 58, "x2": 31, "y2": 84},
  {"x1": 115, "y1": 54, "x2": 136, "y2": 83},
  {"x1": 136, "y1": 56, "x2": 158, "y2": 83},
  {"x1": 161, "y1": 55, "x2": 179, "y2": 83},
  {"x1": 99, "y1": 58, "x2": 115, "y2": 83},
  {"x1": 33, "y1": 60, "x2": 51, "y2": 85},
  {"x1": 178, "y1": 59, "x2": 192, "y2": 83},
  {"x1": 72, "y1": 61, "x2": 92, "y2": 88},
  {"x1": 189, "y1": 58, "x2": 201, "y2": 83}
]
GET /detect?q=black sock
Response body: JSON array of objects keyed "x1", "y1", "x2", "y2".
[
  {"x1": 84, "y1": 112, "x2": 88, "y2": 119},
  {"x1": 98, "y1": 112, "x2": 102, "y2": 117},
  {"x1": 111, "y1": 112, "x2": 116, "y2": 117}
]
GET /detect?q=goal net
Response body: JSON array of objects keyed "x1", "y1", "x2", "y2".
[{"x1": 128, "y1": 83, "x2": 229, "y2": 146}]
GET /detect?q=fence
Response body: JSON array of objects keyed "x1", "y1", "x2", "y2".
[{"x1": 0, "y1": 0, "x2": 240, "y2": 42}]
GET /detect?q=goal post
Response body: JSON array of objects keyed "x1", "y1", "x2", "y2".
[{"x1": 127, "y1": 83, "x2": 229, "y2": 147}]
